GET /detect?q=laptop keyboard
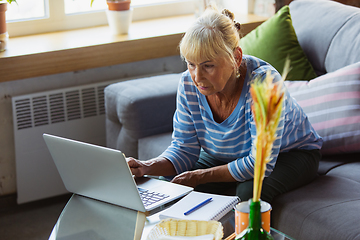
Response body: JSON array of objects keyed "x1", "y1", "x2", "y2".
[{"x1": 138, "y1": 187, "x2": 170, "y2": 207}]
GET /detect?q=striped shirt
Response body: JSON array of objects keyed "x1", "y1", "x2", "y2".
[{"x1": 160, "y1": 55, "x2": 323, "y2": 182}]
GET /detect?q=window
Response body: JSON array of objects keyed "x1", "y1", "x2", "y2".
[
  {"x1": 64, "y1": 0, "x2": 107, "y2": 15},
  {"x1": 6, "y1": 0, "x2": 46, "y2": 22},
  {"x1": 6, "y1": 0, "x2": 195, "y2": 37}
]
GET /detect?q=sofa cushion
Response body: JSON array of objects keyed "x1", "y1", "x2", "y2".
[
  {"x1": 240, "y1": 5, "x2": 317, "y2": 81},
  {"x1": 326, "y1": 162, "x2": 360, "y2": 184},
  {"x1": 105, "y1": 73, "x2": 181, "y2": 157},
  {"x1": 285, "y1": 62, "x2": 360, "y2": 155},
  {"x1": 138, "y1": 133, "x2": 172, "y2": 160},
  {"x1": 272, "y1": 175, "x2": 360, "y2": 240},
  {"x1": 290, "y1": 0, "x2": 360, "y2": 76},
  {"x1": 318, "y1": 152, "x2": 360, "y2": 175}
]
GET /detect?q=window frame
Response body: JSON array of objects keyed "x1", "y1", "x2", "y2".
[{"x1": 7, "y1": 0, "x2": 196, "y2": 37}]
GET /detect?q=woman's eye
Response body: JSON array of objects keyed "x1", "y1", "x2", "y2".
[{"x1": 204, "y1": 64, "x2": 214, "y2": 68}]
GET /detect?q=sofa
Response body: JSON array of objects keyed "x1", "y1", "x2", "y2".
[{"x1": 104, "y1": 1, "x2": 360, "y2": 239}]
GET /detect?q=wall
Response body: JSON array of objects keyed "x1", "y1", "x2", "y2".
[{"x1": 0, "y1": 55, "x2": 186, "y2": 197}]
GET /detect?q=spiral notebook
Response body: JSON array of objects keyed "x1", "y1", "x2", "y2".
[{"x1": 159, "y1": 191, "x2": 240, "y2": 221}]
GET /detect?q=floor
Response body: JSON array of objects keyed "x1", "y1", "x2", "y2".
[{"x1": 0, "y1": 193, "x2": 72, "y2": 240}]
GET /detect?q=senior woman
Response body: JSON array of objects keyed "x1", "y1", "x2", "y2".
[{"x1": 127, "y1": 8, "x2": 323, "y2": 203}]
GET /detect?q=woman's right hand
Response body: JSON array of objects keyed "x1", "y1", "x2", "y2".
[
  {"x1": 126, "y1": 157, "x2": 177, "y2": 178},
  {"x1": 126, "y1": 157, "x2": 148, "y2": 177}
]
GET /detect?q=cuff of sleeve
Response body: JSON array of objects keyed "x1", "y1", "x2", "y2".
[
  {"x1": 228, "y1": 162, "x2": 245, "y2": 182},
  {"x1": 159, "y1": 153, "x2": 182, "y2": 175}
]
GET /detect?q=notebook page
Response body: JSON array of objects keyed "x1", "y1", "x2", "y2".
[{"x1": 159, "y1": 191, "x2": 239, "y2": 221}]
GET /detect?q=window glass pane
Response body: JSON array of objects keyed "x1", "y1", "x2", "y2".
[
  {"x1": 64, "y1": 0, "x2": 186, "y2": 14},
  {"x1": 64, "y1": 0, "x2": 106, "y2": 14},
  {"x1": 133, "y1": 0, "x2": 185, "y2": 6},
  {"x1": 6, "y1": 0, "x2": 46, "y2": 22}
]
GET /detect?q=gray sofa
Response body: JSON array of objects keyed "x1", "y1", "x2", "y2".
[{"x1": 105, "y1": 1, "x2": 360, "y2": 239}]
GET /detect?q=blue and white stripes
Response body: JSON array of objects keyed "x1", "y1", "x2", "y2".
[{"x1": 160, "y1": 55, "x2": 323, "y2": 182}]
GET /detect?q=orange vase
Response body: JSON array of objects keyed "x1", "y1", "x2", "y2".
[
  {"x1": 107, "y1": 0, "x2": 131, "y2": 11},
  {"x1": 0, "y1": 2, "x2": 7, "y2": 34},
  {"x1": 0, "y1": 2, "x2": 8, "y2": 52}
]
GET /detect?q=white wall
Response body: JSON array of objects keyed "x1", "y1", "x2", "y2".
[{"x1": 0, "y1": 55, "x2": 186, "y2": 197}]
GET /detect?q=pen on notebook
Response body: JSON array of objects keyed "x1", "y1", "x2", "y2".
[{"x1": 184, "y1": 197, "x2": 213, "y2": 216}]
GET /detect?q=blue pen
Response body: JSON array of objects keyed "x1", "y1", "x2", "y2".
[{"x1": 184, "y1": 197, "x2": 213, "y2": 216}]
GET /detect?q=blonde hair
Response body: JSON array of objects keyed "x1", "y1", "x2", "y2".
[{"x1": 179, "y1": 8, "x2": 241, "y2": 68}]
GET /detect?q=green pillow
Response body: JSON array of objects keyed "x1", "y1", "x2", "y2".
[{"x1": 240, "y1": 5, "x2": 317, "y2": 81}]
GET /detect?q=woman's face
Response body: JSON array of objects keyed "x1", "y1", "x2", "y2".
[{"x1": 186, "y1": 56, "x2": 236, "y2": 96}]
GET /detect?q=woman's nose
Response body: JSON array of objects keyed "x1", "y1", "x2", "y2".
[{"x1": 194, "y1": 67, "x2": 202, "y2": 81}]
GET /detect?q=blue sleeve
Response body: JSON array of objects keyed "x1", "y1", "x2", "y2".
[{"x1": 160, "y1": 73, "x2": 201, "y2": 174}]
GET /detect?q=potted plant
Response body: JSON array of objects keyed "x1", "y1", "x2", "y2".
[
  {"x1": 0, "y1": 0, "x2": 16, "y2": 52},
  {"x1": 91, "y1": 0, "x2": 132, "y2": 35},
  {"x1": 106, "y1": 0, "x2": 131, "y2": 11},
  {"x1": 91, "y1": 0, "x2": 131, "y2": 11}
]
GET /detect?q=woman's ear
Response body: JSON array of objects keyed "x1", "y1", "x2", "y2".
[{"x1": 234, "y1": 46, "x2": 243, "y2": 68}]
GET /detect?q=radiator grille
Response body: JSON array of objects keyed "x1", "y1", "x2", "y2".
[
  {"x1": 82, "y1": 87, "x2": 97, "y2": 118},
  {"x1": 66, "y1": 90, "x2": 81, "y2": 121},
  {"x1": 12, "y1": 73, "x2": 171, "y2": 204},
  {"x1": 49, "y1": 93, "x2": 65, "y2": 124},
  {"x1": 14, "y1": 99, "x2": 32, "y2": 130},
  {"x1": 33, "y1": 96, "x2": 49, "y2": 127},
  {"x1": 14, "y1": 84, "x2": 108, "y2": 131},
  {"x1": 12, "y1": 81, "x2": 113, "y2": 204},
  {"x1": 98, "y1": 85, "x2": 106, "y2": 115}
]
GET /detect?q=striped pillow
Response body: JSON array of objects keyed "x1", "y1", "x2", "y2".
[{"x1": 285, "y1": 62, "x2": 360, "y2": 155}]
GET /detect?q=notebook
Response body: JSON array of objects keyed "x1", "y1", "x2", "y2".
[
  {"x1": 159, "y1": 191, "x2": 240, "y2": 221},
  {"x1": 43, "y1": 133, "x2": 193, "y2": 213}
]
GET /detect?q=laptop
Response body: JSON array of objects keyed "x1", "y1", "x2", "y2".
[{"x1": 43, "y1": 133, "x2": 193, "y2": 213}]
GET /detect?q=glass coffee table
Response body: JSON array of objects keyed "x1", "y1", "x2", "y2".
[
  {"x1": 49, "y1": 194, "x2": 294, "y2": 240},
  {"x1": 143, "y1": 207, "x2": 294, "y2": 240}
]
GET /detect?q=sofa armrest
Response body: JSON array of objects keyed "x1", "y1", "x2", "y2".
[{"x1": 104, "y1": 73, "x2": 182, "y2": 158}]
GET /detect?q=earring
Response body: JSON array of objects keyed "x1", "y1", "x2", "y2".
[{"x1": 236, "y1": 69, "x2": 241, "y2": 79}]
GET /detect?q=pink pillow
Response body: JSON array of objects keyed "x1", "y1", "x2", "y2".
[{"x1": 285, "y1": 62, "x2": 360, "y2": 155}]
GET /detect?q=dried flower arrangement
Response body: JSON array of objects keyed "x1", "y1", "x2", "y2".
[{"x1": 249, "y1": 59, "x2": 290, "y2": 202}]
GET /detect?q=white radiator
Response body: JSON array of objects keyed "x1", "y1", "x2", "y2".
[{"x1": 12, "y1": 81, "x2": 113, "y2": 204}]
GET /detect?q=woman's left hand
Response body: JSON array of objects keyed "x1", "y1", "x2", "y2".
[
  {"x1": 170, "y1": 169, "x2": 204, "y2": 188},
  {"x1": 170, "y1": 164, "x2": 237, "y2": 188}
]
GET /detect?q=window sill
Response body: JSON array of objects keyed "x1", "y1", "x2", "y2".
[{"x1": 0, "y1": 14, "x2": 267, "y2": 83}]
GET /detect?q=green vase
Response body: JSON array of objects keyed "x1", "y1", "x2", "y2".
[{"x1": 235, "y1": 199, "x2": 274, "y2": 240}]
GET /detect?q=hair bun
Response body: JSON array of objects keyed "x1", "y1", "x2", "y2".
[
  {"x1": 234, "y1": 22, "x2": 241, "y2": 31},
  {"x1": 222, "y1": 9, "x2": 241, "y2": 31},
  {"x1": 222, "y1": 9, "x2": 235, "y2": 21}
]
